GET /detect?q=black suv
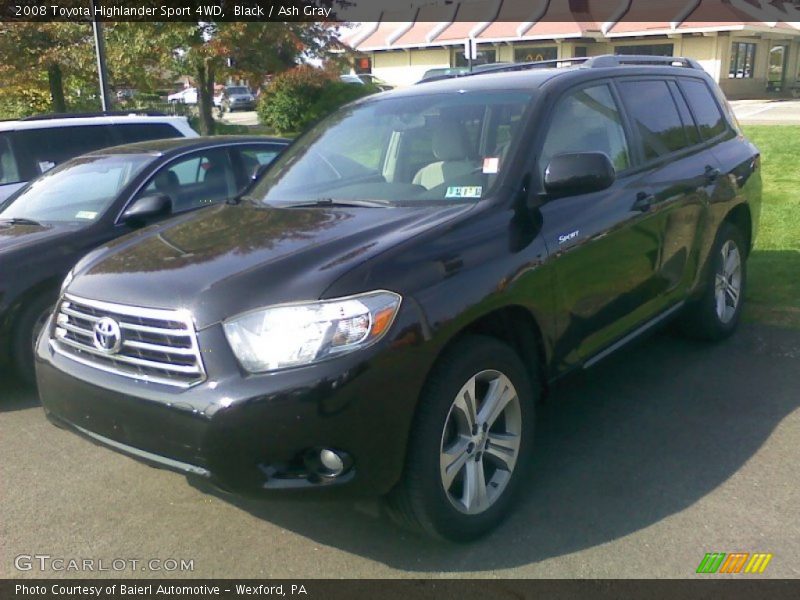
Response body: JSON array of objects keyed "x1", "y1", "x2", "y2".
[{"x1": 36, "y1": 56, "x2": 761, "y2": 541}]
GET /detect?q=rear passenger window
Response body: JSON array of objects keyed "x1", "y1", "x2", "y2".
[
  {"x1": 679, "y1": 80, "x2": 727, "y2": 140},
  {"x1": 14, "y1": 125, "x2": 115, "y2": 175},
  {"x1": 539, "y1": 84, "x2": 631, "y2": 175},
  {"x1": 113, "y1": 123, "x2": 182, "y2": 144},
  {"x1": 618, "y1": 80, "x2": 688, "y2": 160},
  {"x1": 668, "y1": 81, "x2": 701, "y2": 147}
]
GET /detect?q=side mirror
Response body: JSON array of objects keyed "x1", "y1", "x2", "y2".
[
  {"x1": 122, "y1": 193, "x2": 172, "y2": 225},
  {"x1": 544, "y1": 152, "x2": 616, "y2": 198}
]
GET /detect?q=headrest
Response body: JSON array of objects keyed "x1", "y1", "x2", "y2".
[
  {"x1": 432, "y1": 123, "x2": 469, "y2": 162},
  {"x1": 154, "y1": 170, "x2": 179, "y2": 191}
]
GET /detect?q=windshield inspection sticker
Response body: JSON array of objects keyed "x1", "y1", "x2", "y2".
[
  {"x1": 446, "y1": 186, "x2": 482, "y2": 199},
  {"x1": 483, "y1": 157, "x2": 499, "y2": 174},
  {"x1": 75, "y1": 211, "x2": 97, "y2": 220}
]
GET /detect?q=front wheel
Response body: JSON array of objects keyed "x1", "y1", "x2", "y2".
[
  {"x1": 678, "y1": 222, "x2": 747, "y2": 340},
  {"x1": 387, "y1": 335, "x2": 537, "y2": 541}
]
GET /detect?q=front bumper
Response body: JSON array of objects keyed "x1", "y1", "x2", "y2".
[{"x1": 36, "y1": 306, "x2": 430, "y2": 497}]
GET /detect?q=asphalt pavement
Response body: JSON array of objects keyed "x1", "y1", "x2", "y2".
[{"x1": 2, "y1": 324, "x2": 799, "y2": 578}]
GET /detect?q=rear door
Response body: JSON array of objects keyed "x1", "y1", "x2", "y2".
[{"x1": 615, "y1": 77, "x2": 723, "y2": 308}]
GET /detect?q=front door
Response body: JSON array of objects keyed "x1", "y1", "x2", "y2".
[{"x1": 536, "y1": 82, "x2": 665, "y2": 369}]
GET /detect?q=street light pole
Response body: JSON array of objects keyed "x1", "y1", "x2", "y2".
[{"x1": 89, "y1": 0, "x2": 111, "y2": 111}]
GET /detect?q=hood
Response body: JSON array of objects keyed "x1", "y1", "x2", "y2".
[
  {"x1": 0, "y1": 221, "x2": 82, "y2": 254},
  {"x1": 68, "y1": 202, "x2": 471, "y2": 328}
]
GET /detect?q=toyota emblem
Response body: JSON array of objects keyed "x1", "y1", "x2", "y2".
[{"x1": 93, "y1": 317, "x2": 122, "y2": 354}]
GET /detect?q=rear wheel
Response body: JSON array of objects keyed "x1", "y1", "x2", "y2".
[
  {"x1": 12, "y1": 294, "x2": 56, "y2": 385},
  {"x1": 679, "y1": 222, "x2": 747, "y2": 341},
  {"x1": 387, "y1": 335, "x2": 537, "y2": 541}
]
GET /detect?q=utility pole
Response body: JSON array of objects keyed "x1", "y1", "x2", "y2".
[{"x1": 89, "y1": 0, "x2": 111, "y2": 111}]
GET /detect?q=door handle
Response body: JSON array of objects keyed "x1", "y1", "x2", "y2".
[
  {"x1": 632, "y1": 192, "x2": 655, "y2": 212},
  {"x1": 704, "y1": 165, "x2": 721, "y2": 183}
]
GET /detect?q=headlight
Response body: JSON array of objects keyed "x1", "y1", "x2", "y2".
[
  {"x1": 60, "y1": 268, "x2": 75, "y2": 294},
  {"x1": 223, "y1": 290, "x2": 402, "y2": 373}
]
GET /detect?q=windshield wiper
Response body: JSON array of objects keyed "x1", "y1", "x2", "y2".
[
  {"x1": 0, "y1": 217, "x2": 42, "y2": 226},
  {"x1": 281, "y1": 198, "x2": 391, "y2": 209}
]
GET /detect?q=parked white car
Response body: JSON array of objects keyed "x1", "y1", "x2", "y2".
[{"x1": 167, "y1": 88, "x2": 198, "y2": 105}]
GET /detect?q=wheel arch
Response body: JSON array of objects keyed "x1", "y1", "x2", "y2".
[
  {"x1": 428, "y1": 304, "x2": 549, "y2": 399},
  {"x1": 723, "y1": 203, "x2": 753, "y2": 257},
  {"x1": 4, "y1": 277, "x2": 61, "y2": 341}
]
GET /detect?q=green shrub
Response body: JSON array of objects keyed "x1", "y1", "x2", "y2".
[{"x1": 257, "y1": 66, "x2": 377, "y2": 134}]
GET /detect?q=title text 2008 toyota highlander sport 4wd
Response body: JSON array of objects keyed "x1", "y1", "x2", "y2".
[{"x1": 36, "y1": 56, "x2": 761, "y2": 541}]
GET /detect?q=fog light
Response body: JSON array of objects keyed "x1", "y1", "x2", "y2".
[{"x1": 319, "y1": 449, "x2": 345, "y2": 475}]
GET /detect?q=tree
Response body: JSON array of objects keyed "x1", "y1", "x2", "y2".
[
  {"x1": 164, "y1": 21, "x2": 342, "y2": 134},
  {"x1": 0, "y1": 23, "x2": 94, "y2": 114}
]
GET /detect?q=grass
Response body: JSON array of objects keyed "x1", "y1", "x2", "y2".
[{"x1": 741, "y1": 125, "x2": 800, "y2": 328}]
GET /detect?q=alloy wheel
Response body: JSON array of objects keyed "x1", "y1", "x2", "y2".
[
  {"x1": 714, "y1": 240, "x2": 742, "y2": 324},
  {"x1": 439, "y1": 369, "x2": 522, "y2": 515}
]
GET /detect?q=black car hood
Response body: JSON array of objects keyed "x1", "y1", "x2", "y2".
[
  {"x1": 68, "y1": 202, "x2": 472, "y2": 328},
  {"x1": 0, "y1": 221, "x2": 82, "y2": 253}
]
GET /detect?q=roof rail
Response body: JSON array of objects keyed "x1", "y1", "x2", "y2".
[
  {"x1": 462, "y1": 57, "x2": 592, "y2": 76},
  {"x1": 586, "y1": 55, "x2": 703, "y2": 69},
  {"x1": 21, "y1": 110, "x2": 168, "y2": 121},
  {"x1": 454, "y1": 54, "x2": 702, "y2": 80}
]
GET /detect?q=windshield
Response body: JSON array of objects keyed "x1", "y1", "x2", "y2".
[
  {"x1": 0, "y1": 154, "x2": 152, "y2": 224},
  {"x1": 254, "y1": 90, "x2": 533, "y2": 206},
  {"x1": 227, "y1": 87, "x2": 251, "y2": 95}
]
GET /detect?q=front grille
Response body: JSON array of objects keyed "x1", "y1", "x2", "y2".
[{"x1": 51, "y1": 294, "x2": 206, "y2": 388}]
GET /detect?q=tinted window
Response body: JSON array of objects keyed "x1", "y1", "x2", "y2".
[
  {"x1": 0, "y1": 154, "x2": 151, "y2": 223},
  {"x1": 138, "y1": 148, "x2": 236, "y2": 213},
  {"x1": 618, "y1": 80, "x2": 688, "y2": 160},
  {"x1": 14, "y1": 125, "x2": 115, "y2": 176},
  {"x1": 114, "y1": 123, "x2": 182, "y2": 144},
  {"x1": 539, "y1": 84, "x2": 630, "y2": 175},
  {"x1": 0, "y1": 133, "x2": 21, "y2": 185},
  {"x1": 680, "y1": 80, "x2": 727, "y2": 140},
  {"x1": 668, "y1": 81, "x2": 701, "y2": 147}
]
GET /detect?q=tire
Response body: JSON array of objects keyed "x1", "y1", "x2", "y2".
[
  {"x1": 387, "y1": 335, "x2": 538, "y2": 542},
  {"x1": 12, "y1": 294, "x2": 56, "y2": 385},
  {"x1": 678, "y1": 222, "x2": 747, "y2": 341}
]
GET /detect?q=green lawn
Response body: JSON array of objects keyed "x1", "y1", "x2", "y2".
[{"x1": 741, "y1": 125, "x2": 800, "y2": 328}]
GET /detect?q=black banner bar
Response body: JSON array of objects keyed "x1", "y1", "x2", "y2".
[
  {"x1": 4, "y1": 580, "x2": 800, "y2": 600},
  {"x1": 1, "y1": 0, "x2": 799, "y2": 23}
]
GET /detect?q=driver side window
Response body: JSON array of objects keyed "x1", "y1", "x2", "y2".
[
  {"x1": 539, "y1": 84, "x2": 631, "y2": 177},
  {"x1": 138, "y1": 149, "x2": 236, "y2": 214}
]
